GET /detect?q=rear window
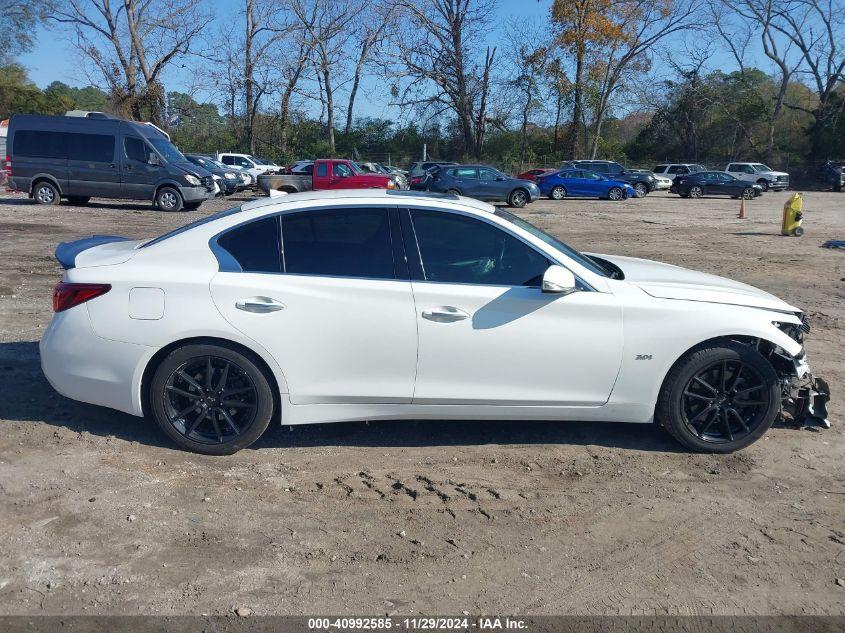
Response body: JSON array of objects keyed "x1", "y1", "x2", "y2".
[
  {"x1": 13, "y1": 130, "x2": 66, "y2": 159},
  {"x1": 281, "y1": 208, "x2": 394, "y2": 280},
  {"x1": 68, "y1": 133, "x2": 114, "y2": 162},
  {"x1": 216, "y1": 216, "x2": 282, "y2": 273}
]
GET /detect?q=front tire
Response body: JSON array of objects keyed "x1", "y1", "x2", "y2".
[
  {"x1": 508, "y1": 188, "x2": 529, "y2": 208},
  {"x1": 633, "y1": 182, "x2": 648, "y2": 198},
  {"x1": 656, "y1": 341, "x2": 780, "y2": 453},
  {"x1": 550, "y1": 185, "x2": 567, "y2": 200},
  {"x1": 756, "y1": 179, "x2": 769, "y2": 192},
  {"x1": 156, "y1": 186, "x2": 184, "y2": 212},
  {"x1": 149, "y1": 343, "x2": 274, "y2": 455}
]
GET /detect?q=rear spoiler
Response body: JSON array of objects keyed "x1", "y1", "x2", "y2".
[{"x1": 55, "y1": 235, "x2": 129, "y2": 269}]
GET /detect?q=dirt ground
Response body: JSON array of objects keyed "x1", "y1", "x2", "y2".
[{"x1": 0, "y1": 188, "x2": 843, "y2": 617}]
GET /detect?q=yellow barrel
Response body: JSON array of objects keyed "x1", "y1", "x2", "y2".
[{"x1": 782, "y1": 193, "x2": 804, "y2": 236}]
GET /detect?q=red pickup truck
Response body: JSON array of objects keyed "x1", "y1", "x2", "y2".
[{"x1": 257, "y1": 158, "x2": 400, "y2": 194}]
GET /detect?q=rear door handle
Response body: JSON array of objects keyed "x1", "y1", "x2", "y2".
[
  {"x1": 422, "y1": 306, "x2": 469, "y2": 323},
  {"x1": 235, "y1": 296, "x2": 285, "y2": 313}
]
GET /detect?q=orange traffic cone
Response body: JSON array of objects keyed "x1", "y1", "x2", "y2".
[{"x1": 738, "y1": 197, "x2": 746, "y2": 219}]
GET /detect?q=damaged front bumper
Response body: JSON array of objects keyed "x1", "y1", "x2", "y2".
[{"x1": 782, "y1": 354, "x2": 831, "y2": 429}]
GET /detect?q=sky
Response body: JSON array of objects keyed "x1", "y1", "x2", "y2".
[{"x1": 17, "y1": 0, "x2": 748, "y2": 121}]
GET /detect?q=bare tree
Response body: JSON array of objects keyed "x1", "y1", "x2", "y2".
[
  {"x1": 505, "y1": 21, "x2": 548, "y2": 169},
  {"x1": 345, "y1": 2, "x2": 394, "y2": 135},
  {"x1": 390, "y1": 0, "x2": 498, "y2": 158},
  {"x1": 49, "y1": 0, "x2": 207, "y2": 124},
  {"x1": 584, "y1": 0, "x2": 701, "y2": 158},
  {"x1": 290, "y1": 0, "x2": 356, "y2": 153}
]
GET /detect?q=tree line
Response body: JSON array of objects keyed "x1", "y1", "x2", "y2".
[{"x1": 0, "y1": 0, "x2": 843, "y2": 170}]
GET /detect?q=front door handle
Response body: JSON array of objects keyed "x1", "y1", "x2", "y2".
[
  {"x1": 235, "y1": 296, "x2": 285, "y2": 314},
  {"x1": 421, "y1": 306, "x2": 469, "y2": 323}
]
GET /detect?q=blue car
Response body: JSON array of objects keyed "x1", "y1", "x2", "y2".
[{"x1": 537, "y1": 168, "x2": 636, "y2": 201}]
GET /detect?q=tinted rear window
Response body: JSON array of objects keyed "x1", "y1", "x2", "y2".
[
  {"x1": 282, "y1": 208, "x2": 394, "y2": 279},
  {"x1": 67, "y1": 133, "x2": 114, "y2": 162},
  {"x1": 217, "y1": 216, "x2": 282, "y2": 273},
  {"x1": 13, "y1": 130, "x2": 66, "y2": 159}
]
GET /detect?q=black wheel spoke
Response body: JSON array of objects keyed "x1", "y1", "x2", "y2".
[
  {"x1": 692, "y1": 376, "x2": 718, "y2": 394},
  {"x1": 205, "y1": 357, "x2": 213, "y2": 390},
  {"x1": 222, "y1": 386, "x2": 252, "y2": 397},
  {"x1": 216, "y1": 361, "x2": 230, "y2": 392},
  {"x1": 222, "y1": 400, "x2": 255, "y2": 409},
  {"x1": 210, "y1": 410, "x2": 223, "y2": 443},
  {"x1": 728, "y1": 365, "x2": 743, "y2": 392},
  {"x1": 698, "y1": 410, "x2": 718, "y2": 435},
  {"x1": 174, "y1": 402, "x2": 199, "y2": 419},
  {"x1": 683, "y1": 390, "x2": 715, "y2": 402},
  {"x1": 720, "y1": 409, "x2": 733, "y2": 441},
  {"x1": 734, "y1": 399, "x2": 765, "y2": 406},
  {"x1": 727, "y1": 408, "x2": 750, "y2": 432},
  {"x1": 734, "y1": 384, "x2": 763, "y2": 397},
  {"x1": 219, "y1": 408, "x2": 241, "y2": 434},
  {"x1": 185, "y1": 412, "x2": 206, "y2": 435},
  {"x1": 176, "y1": 370, "x2": 204, "y2": 393},
  {"x1": 688, "y1": 403, "x2": 716, "y2": 424},
  {"x1": 166, "y1": 386, "x2": 202, "y2": 400},
  {"x1": 719, "y1": 361, "x2": 728, "y2": 392}
]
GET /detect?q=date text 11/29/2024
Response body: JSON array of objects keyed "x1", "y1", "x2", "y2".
[{"x1": 307, "y1": 617, "x2": 528, "y2": 630}]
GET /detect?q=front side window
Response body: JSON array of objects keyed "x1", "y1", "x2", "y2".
[
  {"x1": 124, "y1": 137, "x2": 150, "y2": 163},
  {"x1": 282, "y1": 208, "x2": 394, "y2": 280},
  {"x1": 333, "y1": 162, "x2": 353, "y2": 178},
  {"x1": 216, "y1": 216, "x2": 282, "y2": 273},
  {"x1": 478, "y1": 168, "x2": 499, "y2": 180},
  {"x1": 411, "y1": 210, "x2": 549, "y2": 287}
]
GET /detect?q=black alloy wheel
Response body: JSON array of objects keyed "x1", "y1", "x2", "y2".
[
  {"x1": 150, "y1": 344, "x2": 274, "y2": 454},
  {"x1": 680, "y1": 359, "x2": 771, "y2": 444},
  {"x1": 657, "y1": 341, "x2": 780, "y2": 453}
]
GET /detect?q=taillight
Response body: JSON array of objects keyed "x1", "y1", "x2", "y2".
[{"x1": 52, "y1": 282, "x2": 111, "y2": 312}]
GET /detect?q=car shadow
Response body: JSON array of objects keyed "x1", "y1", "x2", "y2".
[{"x1": 2, "y1": 340, "x2": 682, "y2": 453}]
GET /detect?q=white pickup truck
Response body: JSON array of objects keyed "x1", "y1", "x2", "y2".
[
  {"x1": 216, "y1": 152, "x2": 282, "y2": 179},
  {"x1": 725, "y1": 162, "x2": 789, "y2": 192}
]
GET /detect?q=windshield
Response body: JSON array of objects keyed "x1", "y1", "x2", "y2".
[
  {"x1": 148, "y1": 137, "x2": 186, "y2": 163},
  {"x1": 349, "y1": 162, "x2": 365, "y2": 175},
  {"x1": 751, "y1": 163, "x2": 771, "y2": 171},
  {"x1": 493, "y1": 208, "x2": 609, "y2": 278}
]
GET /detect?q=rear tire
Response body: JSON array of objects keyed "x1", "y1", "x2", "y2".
[
  {"x1": 608, "y1": 187, "x2": 624, "y2": 201},
  {"x1": 742, "y1": 187, "x2": 755, "y2": 200},
  {"x1": 446, "y1": 188, "x2": 461, "y2": 196},
  {"x1": 656, "y1": 341, "x2": 780, "y2": 453},
  {"x1": 33, "y1": 181, "x2": 60, "y2": 205},
  {"x1": 156, "y1": 186, "x2": 184, "y2": 212},
  {"x1": 149, "y1": 343, "x2": 274, "y2": 455},
  {"x1": 689, "y1": 185, "x2": 703, "y2": 198},
  {"x1": 550, "y1": 185, "x2": 567, "y2": 200}
]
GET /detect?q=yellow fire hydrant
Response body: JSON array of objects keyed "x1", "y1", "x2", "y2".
[{"x1": 782, "y1": 193, "x2": 805, "y2": 236}]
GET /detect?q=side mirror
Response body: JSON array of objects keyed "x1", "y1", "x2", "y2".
[
  {"x1": 542, "y1": 265, "x2": 577, "y2": 294},
  {"x1": 148, "y1": 154, "x2": 161, "y2": 166}
]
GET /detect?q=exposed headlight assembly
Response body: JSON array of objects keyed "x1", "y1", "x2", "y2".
[{"x1": 184, "y1": 174, "x2": 201, "y2": 186}]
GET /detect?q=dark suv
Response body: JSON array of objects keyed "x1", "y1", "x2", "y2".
[
  {"x1": 818, "y1": 160, "x2": 845, "y2": 192},
  {"x1": 566, "y1": 160, "x2": 656, "y2": 197}
]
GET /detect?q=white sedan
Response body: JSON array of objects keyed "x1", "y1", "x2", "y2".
[{"x1": 41, "y1": 190, "x2": 827, "y2": 455}]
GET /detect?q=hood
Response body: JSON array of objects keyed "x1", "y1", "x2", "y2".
[
  {"x1": 173, "y1": 161, "x2": 212, "y2": 179},
  {"x1": 590, "y1": 253, "x2": 799, "y2": 313}
]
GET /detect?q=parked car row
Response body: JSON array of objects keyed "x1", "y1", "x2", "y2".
[{"x1": 257, "y1": 158, "x2": 403, "y2": 194}]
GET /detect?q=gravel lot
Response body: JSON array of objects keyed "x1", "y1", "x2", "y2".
[{"x1": 0, "y1": 188, "x2": 843, "y2": 616}]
